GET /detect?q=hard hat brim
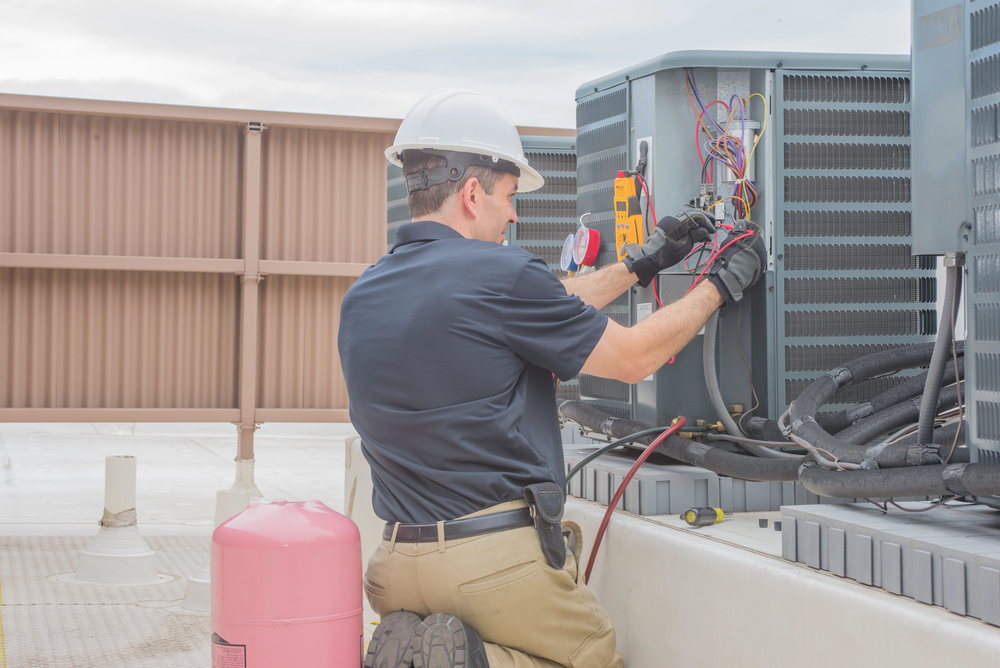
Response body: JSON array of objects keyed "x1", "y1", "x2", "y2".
[{"x1": 385, "y1": 143, "x2": 545, "y2": 193}]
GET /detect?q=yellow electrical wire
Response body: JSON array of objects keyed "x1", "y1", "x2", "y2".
[{"x1": 746, "y1": 92, "x2": 768, "y2": 164}]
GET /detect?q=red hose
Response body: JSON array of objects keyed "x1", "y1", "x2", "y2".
[{"x1": 583, "y1": 417, "x2": 687, "y2": 584}]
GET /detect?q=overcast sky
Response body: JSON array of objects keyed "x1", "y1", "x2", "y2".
[{"x1": 1, "y1": 0, "x2": 912, "y2": 128}]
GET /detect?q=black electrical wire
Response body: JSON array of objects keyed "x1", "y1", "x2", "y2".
[{"x1": 564, "y1": 427, "x2": 667, "y2": 493}]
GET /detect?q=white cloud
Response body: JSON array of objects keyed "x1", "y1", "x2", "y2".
[{"x1": 0, "y1": 0, "x2": 912, "y2": 127}]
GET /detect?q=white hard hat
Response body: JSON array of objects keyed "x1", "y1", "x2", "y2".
[{"x1": 386, "y1": 89, "x2": 545, "y2": 193}]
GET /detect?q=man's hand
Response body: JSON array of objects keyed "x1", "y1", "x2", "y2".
[
  {"x1": 622, "y1": 212, "x2": 715, "y2": 288},
  {"x1": 707, "y1": 222, "x2": 766, "y2": 305}
]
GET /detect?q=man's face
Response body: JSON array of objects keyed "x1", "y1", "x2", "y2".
[{"x1": 469, "y1": 173, "x2": 519, "y2": 244}]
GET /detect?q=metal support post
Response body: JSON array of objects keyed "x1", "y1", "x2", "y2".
[{"x1": 233, "y1": 121, "x2": 264, "y2": 499}]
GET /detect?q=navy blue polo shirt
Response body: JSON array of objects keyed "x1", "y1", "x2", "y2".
[{"x1": 338, "y1": 221, "x2": 608, "y2": 524}]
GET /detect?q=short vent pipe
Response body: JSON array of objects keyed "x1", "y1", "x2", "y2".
[{"x1": 74, "y1": 455, "x2": 158, "y2": 585}]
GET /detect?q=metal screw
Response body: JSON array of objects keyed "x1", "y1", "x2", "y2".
[
  {"x1": 776, "y1": 62, "x2": 783, "y2": 68},
  {"x1": 776, "y1": 254, "x2": 783, "y2": 260},
  {"x1": 861, "y1": 64, "x2": 868, "y2": 71},
  {"x1": 768, "y1": 286, "x2": 775, "y2": 292}
]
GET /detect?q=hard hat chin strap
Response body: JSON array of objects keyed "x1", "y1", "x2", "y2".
[{"x1": 404, "y1": 149, "x2": 520, "y2": 193}]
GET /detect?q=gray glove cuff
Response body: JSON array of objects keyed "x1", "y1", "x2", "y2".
[{"x1": 708, "y1": 246, "x2": 761, "y2": 304}]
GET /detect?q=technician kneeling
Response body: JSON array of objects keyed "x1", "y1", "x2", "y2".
[{"x1": 338, "y1": 89, "x2": 765, "y2": 668}]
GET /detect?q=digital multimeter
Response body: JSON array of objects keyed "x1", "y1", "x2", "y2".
[{"x1": 614, "y1": 171, "x2": 644, "y2": 261}]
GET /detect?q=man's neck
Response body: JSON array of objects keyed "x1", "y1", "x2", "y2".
[{"x1": 412, "y1": 213, "x2": 471, "y2": 240}]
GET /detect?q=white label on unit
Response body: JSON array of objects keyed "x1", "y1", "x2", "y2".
[
  {"x1": 636, "y1": 302, "x2": 654, "y2": 381},
  {"x1": 636, "y1": 302, "x2": 653, "y2": 323}
]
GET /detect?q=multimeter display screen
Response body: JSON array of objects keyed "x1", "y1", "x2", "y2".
[{"x1": 615, "y1": 201, "x2": 626, "y2": 212}]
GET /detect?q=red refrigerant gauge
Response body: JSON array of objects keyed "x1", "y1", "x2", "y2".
[{"x1": 573, "y1": 227, "x2": 600, "y2": 268}]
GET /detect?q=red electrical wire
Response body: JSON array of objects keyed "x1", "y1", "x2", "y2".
[
  {"x1": 633, "y1": 173, "x2": 663, "y2": 308},
  {"x1": 683, "y1": 230, "x2": 753, "y2": 297},
  {"x1": 583, "y1": 417, "x2": 687, "y2": 584}
]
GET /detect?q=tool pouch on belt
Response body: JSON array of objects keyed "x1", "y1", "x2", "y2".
[{"x1": 523, "y1": 482, "x2": 566, "y2": 570}]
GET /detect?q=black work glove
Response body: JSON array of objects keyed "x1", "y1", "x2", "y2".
[
  {"x1": 707, "y1": 222, "x2": 766, "y2": 305},
  {"x1": 623, "y1": 212, "x2": 716, "y2": 288}
]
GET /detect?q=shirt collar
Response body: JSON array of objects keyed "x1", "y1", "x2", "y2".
[{"x1": 390, "y1": 221, "x2": 466, "y2": 253}]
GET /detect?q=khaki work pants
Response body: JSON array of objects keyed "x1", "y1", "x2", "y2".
[{"x1": 364, "y1": 500, "x2": 625, "y2": 668}]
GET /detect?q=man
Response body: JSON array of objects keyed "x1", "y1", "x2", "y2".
[{"x1": 339, "y1": 89, "x2": 764, "y2": 668}]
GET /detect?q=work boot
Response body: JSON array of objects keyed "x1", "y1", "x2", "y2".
[
  {"x1": 365, "y1": 610, "x2": 423, "y2": 668},
  {"x1": 413, "y1": 613, "x2": 489, "y2": 668}
]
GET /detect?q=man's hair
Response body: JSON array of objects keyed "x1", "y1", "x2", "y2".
[{"x1": 401, "y1": 149, "x2": 508, "y2": 218}]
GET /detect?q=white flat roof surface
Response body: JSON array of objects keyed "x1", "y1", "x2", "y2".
[{"x1": 0, "y1": 422, "x2": 357, "y2": 667}]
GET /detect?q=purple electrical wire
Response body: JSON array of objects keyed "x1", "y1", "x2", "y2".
[{"x1": 687, "y1": 69, "x2": 727, "y2": 136}]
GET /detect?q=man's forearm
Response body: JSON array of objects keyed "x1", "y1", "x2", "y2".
[
  {"x1": 632, "y1": 281, "x2": 723, "y2": 377},
  {"x1": 561, "y1": 262, "x2": 637, "y2": 309},
  {"x1": 579, "y1": 280, "x2": 724, "y2": 383}
]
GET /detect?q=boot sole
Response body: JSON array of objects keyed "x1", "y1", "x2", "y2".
[
  {"x1": 413, "y1": 613, "x2": 472, "y2": 668},
  {"x1": 364, "y1": 610, "x2": 423, "y2": 668}
]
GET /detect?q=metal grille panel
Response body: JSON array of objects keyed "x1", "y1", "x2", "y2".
[
  {"x1": 974, "y1": 202, "x2": 1000, "y2": 244},
  {"x1": 576, "y1": 85, "x2": 631, "y2": 414},
  {"x1": 972, "y1": 52, "x2": 1000, "y2": 100},
  {"x1": 785, "y1": 376, "x2": 908, "y2": 405},
  {"x1": 976, "y1": 401, "x2": 1000, "y2": 442},
  {"x1": 784, "y1": 210, "x2": 910, "y2": 237},
  {"x1": 784, "y1": 176, "x2": 910, "y2": 203},
  {"x1": 784, "y1": 244, "x2": 928, "y2": 270},
  {"x1": 783, "y1": 277, "x2": 935, "y2": 304},
  {"x1": 776, "y1": 69, "x2": 933, "y2": 413},
  {"x1": 508, "y1": 137, "x2": 579, "y2": 398},
  {"x1": 971, "y1": 102, "x2": 1000, "y2": 147},
  {"x1": 785, "y1": 344, "x2": 906, "y2": 372},
  {"x1": 972, "y1": 3, "x2": 1000, "y2": 51},
  {"x1": 784, "y1": 310, "x2": 937, "y2": 337},
  {"x1": 782, "y1": 75, "x2": 910, "y2": 103},
  {"x1": 972, "y1": 153, "x2": 1000, "y2": 195},
  {"x1": 782, "y1": 109, "x2": 910, "y2": 137},
  {"x1": 784, "y1": 143, "x2": 910, "y2": 170},
  {"x1": 579, "y1": 375, "x2": 631, "y2": 403},
  {"x1": 969, "y1": 2, "x2": 1000, "y2": 471}
]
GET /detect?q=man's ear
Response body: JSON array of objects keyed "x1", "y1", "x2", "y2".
[{"x1": 461, "y1": 177, "x2": 481, "y2": 219}]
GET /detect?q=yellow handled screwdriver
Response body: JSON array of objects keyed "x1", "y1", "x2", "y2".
[{"x1": 681, "y1": 507, "x2": 732, "y2": 527}]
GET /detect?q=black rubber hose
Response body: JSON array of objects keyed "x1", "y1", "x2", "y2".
[
  {"x1": 917, "y1": 266, "x2": 961, "y2": 446},
  {"x1": 891, "y1": 423, "x2": 970, "y2": 463},
  {"x1": 790, "y1": 342, "x2": 937, "y2": 420},
  {"x1": 819, "y1": 355, "x2": 963, "y2": 435},
  {"x1": 658, "y1": 435, "x2": 804, "y2": 481},
  {"x1": 798, "y1": 461, "x2": 1000, "y2": 499},
  {"x1": 557, "y1": 399, "x2": 662, "y2": 446},
  {"x1": 557, "y1": 400, "x2": 804, "y2": 481},
  {"x1": 837, "y1": 382, "x2": 964, "y2": 446},
  {"x1": 788, "y1": 343, "x2": 939, "y2": 464},
  {"x1": 743, "y1": 417, "x2": 793, "y2": 443}
]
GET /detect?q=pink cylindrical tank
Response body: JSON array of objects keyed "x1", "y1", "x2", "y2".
[{"x1": 211, "y1": 500, "x2": 362, "y2": 668}]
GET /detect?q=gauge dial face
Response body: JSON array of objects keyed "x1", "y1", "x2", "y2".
[
  {"x1": 560, "y1": 234, "x2": 579, "y2": 272},
  {"x1": 573, "y1": 227, "x2": 600, "y2": 267}
]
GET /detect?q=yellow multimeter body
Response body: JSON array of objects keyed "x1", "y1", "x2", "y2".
[{"x1": 614, "y1": 173, "x2": 644, "y2": 261}]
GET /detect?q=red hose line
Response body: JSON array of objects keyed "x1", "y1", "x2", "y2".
[{"x1": 583, "y1": 417, "x2": 687, "y2": 584}]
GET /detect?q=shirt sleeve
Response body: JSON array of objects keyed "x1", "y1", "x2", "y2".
[{"x1": 502, "y1": 256, "x2": 609, "y2": 381}]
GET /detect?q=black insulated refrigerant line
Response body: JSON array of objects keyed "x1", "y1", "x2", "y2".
[{"x1": 917, "y1": 265, "x2": 962, "y2": 447}]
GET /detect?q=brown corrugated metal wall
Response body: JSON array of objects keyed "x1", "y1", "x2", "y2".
[{"x1": 0, "y1": 93, "x2": 573, "y2": 457}]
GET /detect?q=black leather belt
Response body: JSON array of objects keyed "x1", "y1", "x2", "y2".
[{"x1": 382, "y1": 508, "x2": 534, "y2": 543}]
